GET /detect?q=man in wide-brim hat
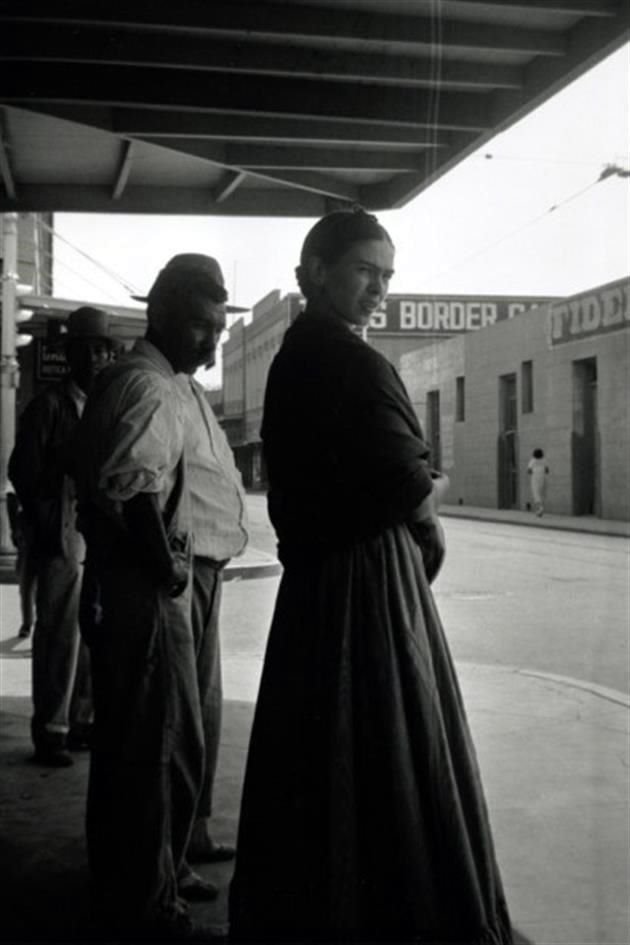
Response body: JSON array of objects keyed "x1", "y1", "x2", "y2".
[
  {"x1": 8, "y1": 306, "x2": 117, "y2": 767},
  {"x1": 74, "y1": 254, "x2": 247, "y2": 941}
]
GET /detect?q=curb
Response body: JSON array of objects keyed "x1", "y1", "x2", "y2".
[
  {"x1": 0, "y1": 556, "x2": 281, "y2": 587},
  {"x1": 439, "y1": 507, "x2": 630, "y2": 540},
  {"x1": 225, "y1": 561, "x2": 281, "y2": 581}
]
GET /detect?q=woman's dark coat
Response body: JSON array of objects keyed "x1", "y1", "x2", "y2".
[{"x1": 229, "y1": 306, "x2": 512, "y2": 944}]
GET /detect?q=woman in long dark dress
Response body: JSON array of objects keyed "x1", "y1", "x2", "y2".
[{"x1": 229, "y1": 209, "x2": 513, "y2": 944}]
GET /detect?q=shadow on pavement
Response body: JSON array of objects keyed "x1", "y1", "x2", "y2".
[{"x1": 0, "y1": 696, "x2": 533, "y2": 944}]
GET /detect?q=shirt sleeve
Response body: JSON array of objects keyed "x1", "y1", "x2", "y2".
[{"x1": 96, "y1": 372, "x2": 184, "y2": 501}]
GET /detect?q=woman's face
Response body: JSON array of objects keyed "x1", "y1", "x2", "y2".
[{"x1": 312, "y1": 238, "x2": 395, "y2": 328}]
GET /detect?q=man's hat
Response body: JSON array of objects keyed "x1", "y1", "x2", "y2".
[
  {"x1": 65, "y1": 306, "x2": 114, "y2": 340},
  {"x1": 132, "y1": 254, "x2": 247, "y2": 314}
]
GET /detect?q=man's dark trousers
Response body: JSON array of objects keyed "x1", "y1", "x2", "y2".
[
  {"x1": 191, "y1": 557, "x2": 225, "y2": 822},
  {"x1": 86, "y1": 561, "x2": 203, "y2": 928}
]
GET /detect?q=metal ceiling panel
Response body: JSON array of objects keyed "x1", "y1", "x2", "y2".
[{"x1": 0, "y1": 0, "x2": 626, "y2": 216}]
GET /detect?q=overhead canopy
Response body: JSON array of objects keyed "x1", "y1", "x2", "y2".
[
  {"x1": 16, "y1": 294, "x2": 147, "y2": 344},
  {"x1": 0, "y1": 0, "x2": 627, "y2": 217}
]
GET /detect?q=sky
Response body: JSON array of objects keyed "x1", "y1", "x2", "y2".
[{"x1": 51, "y1": 43, "x2": 629, "y2": 385}]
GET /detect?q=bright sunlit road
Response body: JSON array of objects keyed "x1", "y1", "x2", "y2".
[
  {"x1": 434, "y1": 517, "x2": 629, "y2": 696},
  {"x1": 242, "y1": 494, "x2": 630, "y2": 697},
  {"x1": 2, "y1": 495, "x2": 627, "y2": 703}
]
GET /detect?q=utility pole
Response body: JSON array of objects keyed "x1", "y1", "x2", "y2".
[{"x1": 0, "y1": 212, "x2": 19, "y2": 556}]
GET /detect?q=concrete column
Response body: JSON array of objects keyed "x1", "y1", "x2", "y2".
[{"x1": 0, "y1": 212, "x2": 19, "y2": 556}]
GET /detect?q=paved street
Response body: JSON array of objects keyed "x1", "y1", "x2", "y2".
[
  {"x1": 435, "y1": 517, "x2": 629, "y2": 697},
  {"x1": 3, "y1": 496, "x2": 627, "y2": 703},
  {"x1": 1, "y1": 497, "x2": 629, "y2": 945},
  {"x1": 233, "y1": 494, "x2": 630, "y2": 698}
]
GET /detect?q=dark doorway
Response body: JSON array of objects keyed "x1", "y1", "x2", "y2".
[
  {"x1": 497, "y1": 373, "x2": 519, "y2": 509},
  {"x1": 572, "y1": 357, "x2": 600, "y2": 515},
  {"x1": 426, "y1": 390, "x2": 442, "y2": 471}
]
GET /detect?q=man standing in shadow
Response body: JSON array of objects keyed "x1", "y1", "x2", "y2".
[{"x1": 8, "y1": 307, "x2": 116, "y2": 767}]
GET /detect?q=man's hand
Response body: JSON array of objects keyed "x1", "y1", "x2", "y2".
[
  {"x1": 122, "y1": 492, "x2": 190, "y2": 596},
  {"x1": 162, "y1": 553, "x2": 189, "y2": 598}
]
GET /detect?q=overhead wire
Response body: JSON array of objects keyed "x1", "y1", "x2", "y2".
[
  {"x1": 426, "y1": 168, "x2": 628, "y2": 281},
  {"x1": 426, "y1": 0, "x2": 444, "y2": 351},
  {"x1": 482, "y1": 152, "x2": 629, "y2": 168},
  {"x1": 19, "y1": 226, "x2": 127, "y2": 302},
  {"x1": 51, "y1": 265, "x2": 127, "y2": 303},
  {"x1": 415, "y1": 7, "x2": 627, "y2": 290},
  {"x1": 37, "y1": 215, "x2": 142, "y2": 297}
]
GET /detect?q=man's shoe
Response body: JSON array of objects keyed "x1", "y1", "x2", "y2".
[
  {"x1": 67, "y1": 723, "x2": 94, "y2": 751},
  {"x1": 150, "y1": 915, "x2": 227, "y2": 942},
  {"x1": 33, "y1": 745, "x2": 74, "y2": 767},
  {"x1": 188, "y1": 838, "x2": 236, "y2": 864},
  {"x1": 127, "y1": 910, "x2": 194, "y2": 943},
  {"x1": 178, "y1": 872, "x2": 220, "y2": 902},
  {"x1": 17, "y1": 624, "x2": 32, "y2": 639}
]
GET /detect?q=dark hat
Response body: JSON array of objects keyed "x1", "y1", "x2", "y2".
[
  {"x1": 133, "y1": 254, "x2": 246, "y2": 313},
  {"x1": 157, "y1": 253, "x2": 226, "y2": 289},
  {"x1": 65, "y1": 306, "x2": 113, "y2": 340}
]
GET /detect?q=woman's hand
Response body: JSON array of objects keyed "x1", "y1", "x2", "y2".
[
  {"x1": 409, "y1": 479, "x2": 448, "y2": 583},
  {"x1": 410, "y1": 514, "x2": 446, "y2": 583},
  {"x1": 430, "y1": 471, "x2": 450, "y2": 507}
]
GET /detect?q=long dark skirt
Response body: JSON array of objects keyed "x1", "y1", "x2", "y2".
[{"x1": 229, "y1": 524, "x2": 512, "y2": 944}]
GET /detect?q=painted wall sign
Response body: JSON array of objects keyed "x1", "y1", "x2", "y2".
[
  {"x1": 368, "y1": 295, "x2": 552, "y2": 334},
  {"x1": 36, "y1": 340, "x2": 69, "y2": 381},
  {"x1": 547, "y1": 279, "x2": 630, "y2": 346}
]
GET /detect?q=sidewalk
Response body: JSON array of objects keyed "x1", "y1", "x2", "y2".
[
  {"x1": 1, "y1": 527, "x2": 629, "y2": 944},
  {"x1": 439, "y1": 503, "x2": 630, "y2": 539}
]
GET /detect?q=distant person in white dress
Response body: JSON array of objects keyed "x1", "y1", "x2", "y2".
[{"x1": 528, "y1": 448, "x2": 549, "y2": 517}]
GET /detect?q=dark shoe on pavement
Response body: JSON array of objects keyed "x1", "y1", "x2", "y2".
[
  {"x1": 103, "y1": 906, "x2": 227, "y2": 942},
  {"x1": 33, "y1": 745, "x2": 74, "y2": 767},
  {"x1": 122, "y1": 910, "x2": 194, "y2": 943},
  {"x1": 188, "y1": 838, "x2": 236, "y2": 864},
  {"x1": 17, "y1": 624, "x2": 32, "y2": 639},
  {"x1": 67, "y1": 722, "x2": 94, "y2": 751},
  {"x1": 178, "y1": 872, "x2": 220, "y2": 902},
  {"x1": 165, "y1": 917, "x2": 227, "y2": 942}
]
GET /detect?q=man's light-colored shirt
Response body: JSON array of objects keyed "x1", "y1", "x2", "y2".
[
  {"x1": 79, "y1": 339, "x2": 186, "y2": 522},
  {"x1": 178, "y1": 375, "x2": 248, "y2": 561},
  {"x1": 67, "y1": 379, "x2": 87, "y2": 418}
]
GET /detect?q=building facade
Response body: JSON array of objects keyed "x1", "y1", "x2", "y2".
[
  {"x1": 219, "y1": 288, "x2": 555, "y2": 489},
  {"x1": 399, "y1": 277, "x2": 629, "y2": 521},
  {"x1": 222, "y1": 290, "x2": 303, "y2": 486}
]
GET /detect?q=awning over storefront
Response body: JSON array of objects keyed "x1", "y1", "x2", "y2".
[{"x1": 0, "y1": 1, "x2": 627, "y2": 216}]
